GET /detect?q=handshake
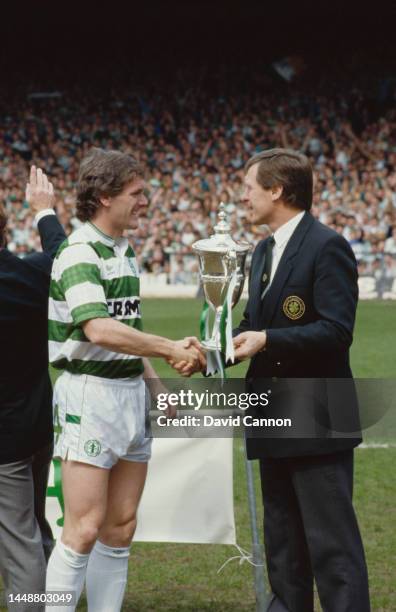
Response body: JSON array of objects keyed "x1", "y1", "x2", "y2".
[
  {"x1": 167, "y1": 330, "x2": 268, "y2": 377},
  {"x1": 167, "y1": 337, "x2": 207, "y2": 377}
]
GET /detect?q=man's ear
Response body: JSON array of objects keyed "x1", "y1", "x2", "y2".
[
  {"x1": 271, "y1": 185, "x2": 283, "y2": 202},
  {"x1": 99, "y1": 196, "x2": 111, "y2": 209}
]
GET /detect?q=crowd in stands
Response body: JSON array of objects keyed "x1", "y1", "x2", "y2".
[{"x1": 1, "y1": 69, "x2": 396, "y2": 290}]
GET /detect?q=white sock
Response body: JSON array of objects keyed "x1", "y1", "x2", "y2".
[
  {"x1": 45, "y1": 540, "x2": 90, "y2": 612},
  {"x1": 86, "y1": 540, "x2": 130, "y2": 612}
]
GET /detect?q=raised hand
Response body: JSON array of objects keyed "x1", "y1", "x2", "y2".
[{"x1": 26, "y1": 166, "x2": 55, "y2": 214}]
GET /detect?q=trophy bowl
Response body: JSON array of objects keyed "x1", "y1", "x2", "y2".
[{"x1": 192, "y1": 203, "x2": 250, "y2": 352}]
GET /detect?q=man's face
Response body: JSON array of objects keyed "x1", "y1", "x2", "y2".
[
  {"x1": 241, "y1": 163, "x2": 277, "y2": 225},
  {"x1": 106, "y1": 176, "x2": 148, "y2": 232}
]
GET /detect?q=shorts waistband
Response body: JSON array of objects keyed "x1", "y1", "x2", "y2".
[{"x1": 60, "y1": 371, "x2": 143, "y2": 388}]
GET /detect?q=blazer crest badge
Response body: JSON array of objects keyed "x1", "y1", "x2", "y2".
[{"x1": 283, "y1": 295, "x2": 305, "y2": 320}]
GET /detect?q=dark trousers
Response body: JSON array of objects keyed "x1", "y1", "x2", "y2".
[{"x1": 259, "y1": 450, "x2": 370, "y2": 612}]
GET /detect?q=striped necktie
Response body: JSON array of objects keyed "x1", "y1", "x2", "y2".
[{"x1": 261, "y1": 235, "x2": 275, "y2": 299}]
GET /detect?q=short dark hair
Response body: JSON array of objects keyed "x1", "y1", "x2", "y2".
[
  {"x1": 245, "y1": 148, "x2": 313, "y2": 211},
  {"x1": 76, "y1": 148, "x2": 144, "y2": 222},
  {"x1": 0, "y1": 203, "x2": 7, "y2": 247}
]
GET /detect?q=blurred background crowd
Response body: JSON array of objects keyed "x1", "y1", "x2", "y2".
[{"x1": 2, "y1": 58, "x2": 396, "y2": 293}]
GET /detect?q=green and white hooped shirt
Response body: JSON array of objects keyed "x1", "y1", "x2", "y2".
[{"x1": 49, "y1": 221, "x2": 144, "y2": 379}]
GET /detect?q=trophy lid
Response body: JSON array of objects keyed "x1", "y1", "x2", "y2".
[{"x1": 192, "y1": 203, "x2": 250, "y2": 254}]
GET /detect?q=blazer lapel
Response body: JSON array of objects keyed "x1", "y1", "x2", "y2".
[{"x1": 261, "y1": 212, "x2": 314, "y2": 328}]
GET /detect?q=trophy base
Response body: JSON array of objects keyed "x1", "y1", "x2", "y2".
[{"x1": 201, "y1": 338, "x2": 221, "y2": 351}]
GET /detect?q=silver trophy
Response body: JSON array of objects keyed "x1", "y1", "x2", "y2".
[{"x1": 192, "y1": 203, "x2": 250, "y2": 352}]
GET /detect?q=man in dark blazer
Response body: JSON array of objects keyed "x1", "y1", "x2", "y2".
[
  {"x1": 0, "y1": 167, "x2": 66, "y2": 610},
  {"x1": 233, "y1": 149, "x2": 370, "y2": 612}
]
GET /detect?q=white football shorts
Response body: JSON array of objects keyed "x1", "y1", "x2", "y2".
[{"x1": 53, "y1": 371, "x2": 152, "y2": 468}]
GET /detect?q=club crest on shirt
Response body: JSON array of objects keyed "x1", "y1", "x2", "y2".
[{"x1": 283, "y1": 295, "x2": 305, "y2": 320}]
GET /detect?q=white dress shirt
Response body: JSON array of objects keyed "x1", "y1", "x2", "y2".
[{"x1": 263, "y1": 210, "x2": 305, "y2": 296}]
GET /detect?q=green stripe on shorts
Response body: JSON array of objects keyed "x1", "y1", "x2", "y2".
[{"x1": 66, "y1": 414, "x2": 81, "y2": 424}]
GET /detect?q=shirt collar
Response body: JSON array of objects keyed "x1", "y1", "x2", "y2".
[
  {"x1": 273, "y1": 211, "x2": 305, "y2": 248},
  {"x1": 85, "y1": 221, "x2": 116, "y2": 247}
]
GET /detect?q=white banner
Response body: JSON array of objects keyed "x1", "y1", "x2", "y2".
[{"x1": 46, "y1": 437, "x2": 236, "y2": 545}]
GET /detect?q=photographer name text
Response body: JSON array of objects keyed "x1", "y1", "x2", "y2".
[{"x1": 156, "y1": 415, "x2": 292, "y2": 428}]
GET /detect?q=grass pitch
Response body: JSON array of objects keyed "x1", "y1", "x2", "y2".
[{"x1": 78, "y1": 299, "x2": 395, "y2": 611}]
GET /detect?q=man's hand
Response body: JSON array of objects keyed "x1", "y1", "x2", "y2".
[
  {"x1": 168, "y1": 337, "x2": 206, "y2": 377},
  {"x1": 26, "y1": 166, "x2": 55, "y2": 214},
  {"x1": 233, "y1": 331, "x2": 267, "y2": 361}
]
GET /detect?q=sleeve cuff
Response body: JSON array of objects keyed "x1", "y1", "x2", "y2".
[{"x1": 35, "y1": 209, "x2": 56, "y2": 226}]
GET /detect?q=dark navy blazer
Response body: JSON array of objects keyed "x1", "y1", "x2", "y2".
[
  {"x1": 0, "y1": 215, "x2": 66, "y2": 463},
  {"x1": 234, "y1": 212, "x2": 362, "y2": 459}
]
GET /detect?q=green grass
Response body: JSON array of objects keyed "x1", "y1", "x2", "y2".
[
  {"x1": 79, "y1": 299, "x2": 394, "y2": 611},
  {"x1": 351, "y1": 300, "x2": 396, "y2": 378}
]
